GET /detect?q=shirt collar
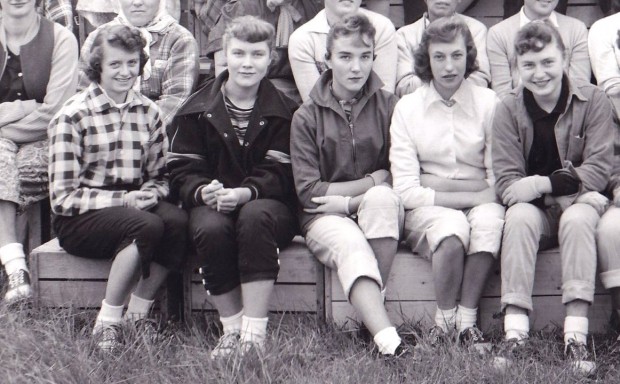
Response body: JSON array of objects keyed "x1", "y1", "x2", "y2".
[
  {"x1": 87, "y1": 82, "x2": 144, "y2": 113},
  {"x1": 424, "y1": 80, "x2": 475, "y2": 117},
  {"x1": 519, "y1": 7, "x2": 559, "y2": 28}
]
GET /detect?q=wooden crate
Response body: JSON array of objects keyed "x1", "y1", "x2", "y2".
[
  {"x1": 184, "y1": 236, "x2": 325, "y2": 320},
  {"x1": 326, "y1": 247, "x2": 612, "y2": 332},
  {"x1": 29, "y1": 239, "x2": 173, "y2": 316}
]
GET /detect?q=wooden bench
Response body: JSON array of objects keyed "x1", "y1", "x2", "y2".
[
  {"x1": 326, "y1": 246, "x2": 612, "y2": 332},
  {"x1": 184, "y1": 236, "x2": 325, "y2": 321},
  {"x1": 28, "y1": 238, "x2": 174, "y2": 317}
]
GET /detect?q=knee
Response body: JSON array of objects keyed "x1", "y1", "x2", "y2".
[
  {"x1": 131, "y1": 212, "x2": 165, "y2": 242},
  {"x1": 437, "y1": 234, "x2": 465, "y2": 255},
  {"x1": 561, "y1": 203, "x2": 599, "y2": 231},
  {"x1": 505, "y1": 203, "x2": 539, "y2": 229},
  {"x1": 362, "y1": 185, "x2": 400, "y2": 206},
  {"x1": 237, "y1": 200, "x2": 273, "y2": 230},
  {"x1": 191, "y1": 214, "x2": 232, "y2": 244}
]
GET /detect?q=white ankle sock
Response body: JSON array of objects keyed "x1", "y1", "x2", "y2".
[
  {"x1": 0, "y1": 243, "x2": 27, "y2": 275},
  {"x1": 373, "y1": 326, "x2": 401, "y2": 355},
  {"x1": 123, "y1": 294, "x2": 154, "y2": 322},
  {"x1": 435, "y1": 306, "x2": 457, "y2": 333},
  {"x1": 504, "y1": 314, "x2": 529, "y2": 341},
  {"x1": 220, "y1": 309, "x2": 244, "y2": 335},
  {"x1": 456, "y1": 305, "x2": 478, "y2": 333},
  {"x1": 93, "y1": 299, "x2": 124, "y2": 334},
  {"x1": 240, "y1": 315, "x2": 268, "y2": 346},
  {"x1": 564, "y1": 316, "x2": 588, "y2": 345}
]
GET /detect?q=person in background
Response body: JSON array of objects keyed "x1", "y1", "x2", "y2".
[
  {"x1": 503, "y1": 0, "x2": 568, "y2": 19},
  {"x1": 0, "y1": 0, "x2": 78, "y2": 303},
  {"x1": 78, "y1": 0, "x2": 199, "y2": 128},
  {"x1": 395, "y1": 0, "x2": 489, "y2": 97},
  {"x1": 588, "y1": 1, "x2": 620, "y2": 344},
  {"x1": 487, "y1": 0, "x2": 590, "y2": 98},
  {"x1": 39, "y1": 0, "x2": 74, "y2": 31},
  {"x1": 291, "y1": 13, "x2": 408, "y2": 358},
  {"x1": 168, "y1": 16, "x2": 299, "y2": 358},
  {"x1": 390, "y1": 17, "x2": 503, "y2": 353},
  {"x1": 49, "y1": 24, "x2": 188, "y2": 352},
  {"x1": 288, "y1": 0, "x2": 397, "y2": 102},
  {"x1": 492, "y1": 22, "x2": 613, "y2": 375},
  {"x1": 206, "y1": 0, "x2": 322, "y2": 104},
  {"x1": 403, "y1": 0, "x2": 476, "y2": 25}
]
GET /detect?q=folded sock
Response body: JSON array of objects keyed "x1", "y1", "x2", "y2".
[
  {"x1": 504, "y1": 313, "x2": 529, "y2": 341},
  {"x1": 241, "y1": 315, "x2": 268, "y2": 346},
  {"x1": 123, "y1": 294, "x2": 154, "y2": 322},
  {"x1": 456, "y1": 305, "x2": 478, "y2": 333},
  {"x1": 220, "y1": 309, "x2": 244, "y2": 335},
  {"x1": 93, "y1": 299, "x2": 124, "y2": 334},
  {"x1": 373, "y1": 326, "x2": 401, "y2": 355},
  {"x1": 0, "y1": 243, "x2": 27, "y2": 275},
  {"x1": 435, "y1": 306, "x2": 457, "y2": 333},
  {"x1": 564, "y1": 316, "x2": 588, "y2": 345}
]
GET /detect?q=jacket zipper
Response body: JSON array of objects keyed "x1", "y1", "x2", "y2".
[{"x1": 348, "y1": 121, "x2": 358, "y2": 176}]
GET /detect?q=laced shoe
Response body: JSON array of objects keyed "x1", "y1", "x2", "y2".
[
  {"x1": 565, "y1": 339, "x2": 596, "y2": 376},
  {"x1": 428, "y1": 325, "x2": 450, "y2": 348},
  {"x1": 94, "y1": 324, "x2": 123, "y2": 353},
  {"x1": 458, "y1": 326, "x2": 492, "y2": 355},
  {"x1": 210, "y1": 332, "x2": 240, "y2": 360},
  {"x1": 5, "y1": 269, "x2": 32, "y2": 303},
  {"x1": 134, "y1": 318, "x2": 159, "y2": 344},
  {"x1": 491, "y1": 337, "x2": 527, "y2": 372},
  {"x1": 378, "y1": 342, "x2": 413, "y2": 365}
]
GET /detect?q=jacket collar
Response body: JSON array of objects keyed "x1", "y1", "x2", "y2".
[
  {"x1": 308, "y1": 69, "x2": 384, "y2": 112},
  {"x1": 177, "y1": 70, "x2": 294, "y2": 120},
  {"x1": 510, "y1": 75, "x2": 589, "y2": 114},
  {"x1": 86, "y1": 82, "x2": 145, "y2": 113}
]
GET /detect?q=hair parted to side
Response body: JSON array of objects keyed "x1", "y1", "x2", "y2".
[
  {"x1": 85, "y1": 24, "x2": 148, "y2": 83},
  {"x1": 514, "y1": 21, "x2": 566, "y2": 57},
  {"x1": 325, "y1": 13, "x2": 376, "y2": 60},
  {"x1": 414, "y1": 16, "x2": 478, "y2": 83},
  {"x1": 222, "y1": 15, "x2": 276, "y2": 55}
]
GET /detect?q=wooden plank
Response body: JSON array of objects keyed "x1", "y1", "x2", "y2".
[
  {"x1": 479, "y1": 294, "x2": 612, "y2": 333},
  {"x1": 189, "y1": 283, "x2": 318, "y2": 313},
  {"x1": 566, "y1": 3, "x2": 605, "y2": 27},
  {"x1": 31, "y1": 252, "x2": 112, "y2": 280}
]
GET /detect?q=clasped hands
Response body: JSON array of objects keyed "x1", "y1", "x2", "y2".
[
  {"x1": 123, "y1": 190, "x2": 158, "y2": 210},
  {"x1": 201, "y1": 179, "x2": 245, "y2": 213}
]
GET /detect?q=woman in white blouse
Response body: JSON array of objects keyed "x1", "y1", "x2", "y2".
[{"x1": 390, "y1": 16, "x2": 504, "y2": 351}]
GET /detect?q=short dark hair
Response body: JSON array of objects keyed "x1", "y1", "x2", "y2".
[
  {"x1": 514, "y1": 21, "x2": 566, "y2": 57},
  {"x1": 222, "y1": 15, "x2": 276, "y2": 54},
  {"x1": 84, "y1": 24, "x2": 148, "y2": 83},
  {"x1": 325, "y1": 13, "x2": 375, "y2": 60},
  {"x1": 414, "y1": 16, "x2": 479, "y2": 83}
]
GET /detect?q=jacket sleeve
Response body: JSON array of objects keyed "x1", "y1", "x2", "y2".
[
  {"x1": 572, "y1": 88, "x2": 613, "y2": 194},
  {"x1": 290, "y1": 106, "x2": 330, "y2": 209},
  {"x1": 487, "y1": 25, "x2": 513, "y2": 99},
  {"x1": 588, "y1": 19, "x2": 620, "y2": 95},
  {"x1": 395, "y1": 29, "x2": 423, "y2": 97},
  {"x1": 167, "y1": 114, "x2": 214, "y2": 208},
  {"x1": 492, "y1": 99, "x2": 527, "y2": 199},
  {"x1": 288, "y1": 28, "x2": 321, "y2": 103},
  {"x1": 372, "y1": 15, "x2": 397, "y2": 94},
  {"x1": 566, "y1": 20, "x2": 592, "y2": 87},
  {"x1": 240, "y1": 115, "x2": 295, "y2": 202}
]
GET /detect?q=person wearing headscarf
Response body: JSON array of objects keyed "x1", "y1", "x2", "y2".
[{"x1": 78, "y1": 0, "x2": 199, "y2": 127}]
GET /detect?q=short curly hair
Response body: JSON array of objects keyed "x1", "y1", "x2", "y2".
[
  {"x1": 413, "y1": 16, "x2": 478, "y2": 83},
  {"x1": 84, "y1": 24, "x2": 148, "y2": 83},
  {"x1": 325, "y1": 13, "x2": 375, "y2": 60},
  {"x1": 514, "y1": 21, "x2": 566, "y2": 58},
  {"x1": 222, "y1": 15, "x2": 276, "y2": 55}
]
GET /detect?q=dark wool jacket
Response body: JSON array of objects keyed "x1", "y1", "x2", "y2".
[{"x1": 167, "y1": 71, "x2": 298, "y2": 210}]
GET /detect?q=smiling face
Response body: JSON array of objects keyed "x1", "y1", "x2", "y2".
[
  {"x1": 517, "y1": 39, "x2": 564, "y2": 105},
  {"x1": 429, "y1": 34, "x2": 466, "y2": 100},
  {"x1": 324, "y1": 0, "x2": 362, "y2": 22},
  {"x1": 225, "y1": 37, "x2": 271, "y2": 95},
  {"x1": 0, "y1": 0, "x2": 36, "y2": 19},
  {"x1": 523, "y1": 0, "x2": 559, "y2": 20},
  {"x1": 119, "y1": 0, "x2": 161, "y2": 27},
  {"x1": 99, "y1": 43, "x2": 140, "y2": 104},
  {"x1": 425, "y1": 0, "x2": 460, "y2": 21},
  {"x1": 326, "y1": 34, "x2": 374, "y2": 101}
]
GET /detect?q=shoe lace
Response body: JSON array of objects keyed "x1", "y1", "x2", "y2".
[
  {"x1": 567, "y1": 340, "x2": 589, "y2": 360},
  {"x1": 8, "y1": 270, "x2": 26, "y2": 288}
]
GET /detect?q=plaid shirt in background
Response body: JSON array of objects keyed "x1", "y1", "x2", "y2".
[
  {"x1": 39, "y1": 0, "x2": 74, "y2": 30},
  {"x1": 78, "y1": 20, "x2": 199, "y2": 128},
  {"x1": 49, "y1": 83, "x2": 169, "y2": 217}
]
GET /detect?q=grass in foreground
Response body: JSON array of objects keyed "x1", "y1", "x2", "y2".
[{"x1": 0, "y1": 303, "x2": 618, "y2": 383}]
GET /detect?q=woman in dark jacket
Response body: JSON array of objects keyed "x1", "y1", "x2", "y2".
[{"x1": 168, "y1": 16, "x2": 298, "y2": 359}]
